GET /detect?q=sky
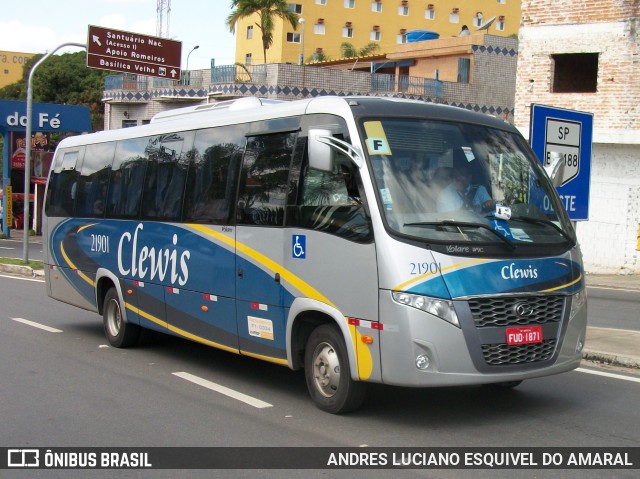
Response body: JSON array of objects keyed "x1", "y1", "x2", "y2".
[{"x1": 1, "y1": 0, "x2": 237, "y2": 69}]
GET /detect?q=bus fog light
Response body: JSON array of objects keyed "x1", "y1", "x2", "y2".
[
  {"x1": 416, "y1": 354, "x2": 430, "y2": 370},
  {"x1": 576, "y1": 339, "x2": 584, "y2": 353}
]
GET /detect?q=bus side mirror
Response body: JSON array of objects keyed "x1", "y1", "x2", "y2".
[
  {"x1": 544, "y1": 151, "x2": 566, "y2": 187},
  {"x1": 308, "y1": 129, "x2": 335, "y2": 172}
]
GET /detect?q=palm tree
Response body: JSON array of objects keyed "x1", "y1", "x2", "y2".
[
  {"x1": 340, "y1": 42, "x2": 381, "y2": 59},
  {"x1": 226, "y1": 0, "x2": 299, "y2": 65}
]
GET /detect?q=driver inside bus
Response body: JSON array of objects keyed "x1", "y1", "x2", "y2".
[{"x1": 436, "y1": 165, "x2": 496, "y2": 213}]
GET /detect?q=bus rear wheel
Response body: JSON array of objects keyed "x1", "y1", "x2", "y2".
[
  {"x1": 304, "y1": 324, "x2": 366, "y2": 414},
  {"x1": 103, "y1": 287, "x2": 140, "y2": 348}
]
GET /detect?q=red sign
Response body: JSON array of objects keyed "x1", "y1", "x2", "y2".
[{"x1": 86, "y1": 25, "x2": 182, "y2": 80}]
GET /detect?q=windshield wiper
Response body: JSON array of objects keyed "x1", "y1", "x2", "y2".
[
  {"x1": 508, "y1": 215, "x2": 576, "y2": 246},
  {"x1": 404, "y1": 220, "x2": 517, "y2": 250}
]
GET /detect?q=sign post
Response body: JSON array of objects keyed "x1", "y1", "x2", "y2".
[
  {"x1": 530, "y1": 104, "x2": 594, "y2": 221},
  {"x1": 86, "y1": 25, "x2": 182, "y2": 81}
]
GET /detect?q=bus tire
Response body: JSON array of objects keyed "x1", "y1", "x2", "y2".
[
  {"x1": 103, "y1": 287, "x2": 140, "y2": 348},
  {"x1": 304, "y1": 324, "x2": 366, "y2": 414}
]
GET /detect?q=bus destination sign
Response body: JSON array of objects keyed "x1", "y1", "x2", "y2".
[{"x1": 86, "y1": 25, "x2": 182, "y2": 80}]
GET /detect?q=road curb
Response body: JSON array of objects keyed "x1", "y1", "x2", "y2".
[
  {"x1": 0, "y1": 263, "x2": 44, "y2": 278},
  {"x1": 582, "y1": 349, "x2": 640, "y2": 370}
]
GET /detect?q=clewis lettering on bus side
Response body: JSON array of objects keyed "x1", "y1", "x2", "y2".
[
  {"x1": 117, "y1": 223, "x2": 190, "y2": 286},
  {"x1": 501, "y1": 262, "x2": 538, "y2": 280}
]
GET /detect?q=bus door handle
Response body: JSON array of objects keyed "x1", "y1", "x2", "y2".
[
  {"x1": 274, "y1": 272, "x2": 281, "y2": 284},
  {"x1": 237, "y1": 267, "x2": 244, "y2": 278}
]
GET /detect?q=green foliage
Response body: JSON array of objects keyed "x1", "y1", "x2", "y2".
[
  {"x1": 308, "y1": 51, "x2": 330, "y2": 63},
  {"x1": 227, "y1": 0, "x2": 299, "y2": 64},
  {"x1": 339, "y1": 42, "x2": 381, "y2": 59},
  {"x1": 0, "y1": 51, "x2": 109, "y2": 132},
  {"x1": 0, "y1": 256, "x2": 44, "y2": 270}
]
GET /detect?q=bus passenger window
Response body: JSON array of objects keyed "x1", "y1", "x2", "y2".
[
  {"x1": 140, "y1": 133, "x2": 191, "y2": 221},
  {"x1": 106, "y1": 138, "x2": 148, "y2": 219},
  {"x1": 74, "y1": 143, "x2": 115, "y2": 218},
  {"x1": 46, "y1": 149, "x2": 82, "y2": 217},
  {"x1": 184, "y1": 128, "x2": 243, "y2": 225},
  {"x1": 237, "y1": 132, "x2": 296, "y2": 226}
]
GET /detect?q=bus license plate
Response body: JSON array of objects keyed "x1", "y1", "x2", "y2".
[{"x1": 506, "y1": 325, "x2": 543, "y2": 346}]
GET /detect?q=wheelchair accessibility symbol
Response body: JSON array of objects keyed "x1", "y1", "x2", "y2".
[{"x1": 292, "y1": 235, "x2": 306, "y2": 259}]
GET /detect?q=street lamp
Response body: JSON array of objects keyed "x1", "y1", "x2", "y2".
[
  {"x1": 184, "y1": 45, "x2": 200, "y2": 84},
  {"x1": 298, "y1": 18, "x2": 305, "y2": 65}
]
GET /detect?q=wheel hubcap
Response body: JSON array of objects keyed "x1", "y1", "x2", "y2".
[
  {"x1": 312, "y1": 341, "x2": 340, "y2": 398},
  {"x1": 106, "y1": 298, "x2": 122, "y2": 338}
]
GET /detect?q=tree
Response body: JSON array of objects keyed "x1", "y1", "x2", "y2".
[
  {"x1": 226, "y1": 0, "x2": 299, "y2": 64},
  {"x1": 340, "y1": 42, "x2": 381, "y2": 59},
  {"x1": 0, "y1": 51, "x2": 109, "y2": 132}
]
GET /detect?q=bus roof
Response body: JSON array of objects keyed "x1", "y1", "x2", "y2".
[{"x1": 56, "y1": 96, "x2": 516, "y2": 149}]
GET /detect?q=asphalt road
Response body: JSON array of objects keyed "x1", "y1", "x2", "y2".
[
  {"x1": 0, "y1": 236, "x2": 42, "y2": 261},
  {"x1": 0, "y1": 274, "x2": 638, "y2": 479},
  {"x1": 587, "y1": 287, "x2": 640, "y2": 331}
]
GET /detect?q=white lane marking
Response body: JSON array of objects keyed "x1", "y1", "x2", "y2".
[
  {"x1": 10, "y1": 317, "x2": 63, "y2": 333},
  {"x1": 588, "y1": 285, "x2": 640, "y2": 293},
  {"x1": 172, "y1": 371, "x2": 273, "y2": 409},
  {"x1": 0, "y1": 274, "x2": 44, "y2": 283},
  {"x1": 0, "y1": 246, "x2": 16, "y2": 250},
  {"x1": 577, "y1": 367, "x2": 640, "y2": 383}
]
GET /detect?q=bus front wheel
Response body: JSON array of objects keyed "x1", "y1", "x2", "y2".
[
  {"x1": 304, "y1": 324, "x2": 366, "y2": 414},
  {"x1": 103, "y1": 287, "x2": 140, "y2": 348}
]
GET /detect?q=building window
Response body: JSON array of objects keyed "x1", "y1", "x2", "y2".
[
  {"x1": 342, "y1": 27, "x2": 354, "y2": 38},
  {"x1": 449, "y1": 12, "x2": 460, "y2": 23},
  {"x1": 287, "y1": 32, "x2": 302, "y2": 43},
  {"x1": 122, "y1": 119, "x2": 137, "y2": 128},
  {"x1": 246, "y1": 25, "x2": 253, "y2": 39},
  {"x1": 344, "y1": 0, "x2": 355, "y2": 8},
  {"x1": 496, "y1": 19, "x2": 505, "y2": 31},
  {"x1": 314, "y1": 23, "x2": 326, "y2": 35},
  {"x1": 372, "y1": 1, "x2": 382, "y2": 12},
  {"x1": 315, "y1": 0, "x2": 326, "y2": 4},
  {"x1": 498, "y1": 0, "x2": 506, "y2": 4},
  {"x1": 288, "y1": 3, "x2": 302, "y2": 14},
  {"x1": 398, "y1": 6, "x2": 409, "y2": 16},
  {"x1": 245, "y1": 53, "x2": 252, "y2": 66},
  {"x1": 425, "y1": 8, "x2": 435, "y2": 20},
  {"x1": 552, "y1": 53, "x2": 598, "y2": 93},
  {"x1": 370, "y1": 30, "x2": 381, "y2": 41},
  {"x1": 457, "y1": 58, "x2": 471, "y2": 83},
  {"x1": 397, "y1": 33, "x2": 407, "y2": 44}
]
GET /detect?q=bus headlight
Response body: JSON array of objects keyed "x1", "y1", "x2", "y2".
[
  {"x1": 392, "y1": 291, "x2": 460, "y2": 328},
  {"x1": 569, "y1": 288, "x2": 587, "y2": 320}
]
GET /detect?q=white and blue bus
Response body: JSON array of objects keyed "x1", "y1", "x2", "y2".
[{"x1": 43, "y1": 96, "x2": 587, "y2": 413}]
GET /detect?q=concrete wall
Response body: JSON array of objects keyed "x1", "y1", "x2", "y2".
[{"x1": 515, "y1": 0, "x2": 640, "y2": 273}]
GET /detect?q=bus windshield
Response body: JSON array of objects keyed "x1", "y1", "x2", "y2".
[{"x1": 362, "y1": 118, "x2": 575, "y2": 247}]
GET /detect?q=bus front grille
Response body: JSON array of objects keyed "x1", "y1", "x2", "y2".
[
  {"x1": 481, "y1": 339, "x2": 557, "y2": 365},
  {"x1": 468, "y1": 296, "x2": 564, "y2": 328}
]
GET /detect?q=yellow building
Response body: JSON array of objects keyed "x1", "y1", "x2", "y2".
[
  {"x1": 0, "y1": 51, "x2": 36, "y2": 89},
  {"x1": 234, "y1": 0, "x2": 520, "y2": 65}
]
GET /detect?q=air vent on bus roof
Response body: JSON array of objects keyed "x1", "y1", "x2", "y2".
[{"x1": 150, "y1": 97, "x2": 285, "y2": 123}]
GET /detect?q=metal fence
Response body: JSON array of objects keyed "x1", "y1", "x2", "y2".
[
  {"x1": 104, "y1": 64, "x2": 443, "y2": 100},
  {"x1": 210, "y1": 64, "x2": 443, "y2": 99}
]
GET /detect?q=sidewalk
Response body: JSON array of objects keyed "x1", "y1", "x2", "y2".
[
  {"x1": 1, "y1": 237, "x2": 639, "y2": 369},
  {"x1": 584, "y1": 273, "x2": 640, "y2": 369}
]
